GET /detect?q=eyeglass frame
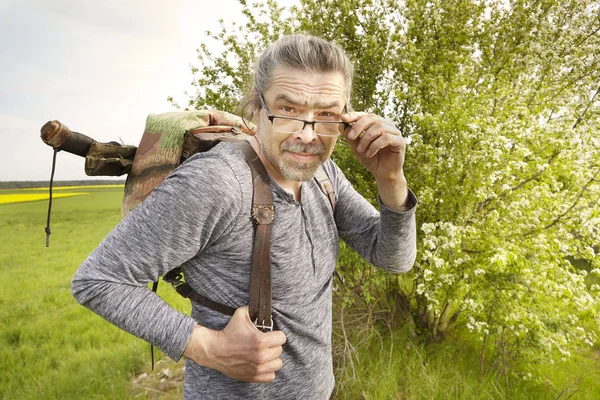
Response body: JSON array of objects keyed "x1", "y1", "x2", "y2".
[{"x1": 258, "y1": 92, "x2": 350, "y2": 137}]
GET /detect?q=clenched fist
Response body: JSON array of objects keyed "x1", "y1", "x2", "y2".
[{"x1": 183, "y1": 306, "x2": 287, "y2": 382}]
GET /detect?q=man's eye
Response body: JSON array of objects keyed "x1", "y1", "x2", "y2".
[
  {"x1": 317, "y1": 112, "x2": 336, "y2": 119},
  {"x1": 280, "y1": 106, "x2": 295, "y2": 113}
]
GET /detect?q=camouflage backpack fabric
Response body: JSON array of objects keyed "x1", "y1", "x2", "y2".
[
  {"x1": 121, "y1": 110, "x2": 254, "y2": 216},
  {"x1": 39, "y1": 110, "x2": 254, "y2": 247}
]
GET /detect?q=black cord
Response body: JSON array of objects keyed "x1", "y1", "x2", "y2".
[
  {"x1": 150, "y1": 280, "x2": 160, "y2": 370},
  {"x1": 45, "y1": 149, "x2": 59, "y2": 247},
  {"x1": 151, "y1": 345, "x2": 155, "y2": 371}
]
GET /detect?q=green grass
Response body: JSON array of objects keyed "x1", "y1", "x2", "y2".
[
  {"x1": 332, "y1": 324, "x2": 600, "y2": 400},
  {"x1": 334, "y1": 326, "x2": 504, "y2": 399},
  {"x1": 0, "y1": 187, "x2": 188, "y2": 399},
  {"x1": 1, "y1": 187, "x2": 598, "y2": 399}
]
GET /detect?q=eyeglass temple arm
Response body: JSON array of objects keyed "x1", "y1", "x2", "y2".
[{"x1": 258, "y1": 93, "x2": 272, "y2": 115}]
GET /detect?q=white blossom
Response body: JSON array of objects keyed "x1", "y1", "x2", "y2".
[{"x1": 423, "y1": 269, "x2": 433, "y2": 281}]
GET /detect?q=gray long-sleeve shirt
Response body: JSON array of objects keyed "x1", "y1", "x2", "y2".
[{"x1": 72, "y1": 142, "x2": 417, "y2": 399}]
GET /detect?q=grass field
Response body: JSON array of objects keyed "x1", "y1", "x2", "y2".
[
  {"x1": 0, "y1": 186, "x2": 188, "y2": 399},
  {"x1": 0, "y1": 186, "x2": 598, "y2": 399}
]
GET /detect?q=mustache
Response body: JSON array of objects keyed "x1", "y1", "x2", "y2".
[{"x1": 280, "y1": 140, "x2": 326, "y2": 155}]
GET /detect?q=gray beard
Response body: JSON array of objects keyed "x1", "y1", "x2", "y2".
[
  {"x1": 278, "y1": 158, "x2": 322, "y2": 181},
  {"x1": 268, "y1": 140, "x2": 326, "y2": 182}
]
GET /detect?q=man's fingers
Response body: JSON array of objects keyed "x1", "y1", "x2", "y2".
[
  {"x1": 254, "y1": 344, "x2": 283, "y2": 364},
  {"x1": 267, "y1": 343, "x2": 283, "y2": 359},
  {"x1": 242, "y1": 353, "x2": 283, "y2": 383},
  {"x1": 364, "y1": 134, "x2": 406, "y2": 158},
  {"x1": 345, "y1": 118, "x2": 377, "y2": 140},
  {"x1": 354, "y1": 122, "x2": 387, "y2": 152},
  {"x1": 345, "y1": 116, "x2": 397, "y2": 141},
  {"x1": 260, "y1": 356, "x2": 283, "y2": 373},
  {"x1": 342, "y1": 112, "x2": 376, "y2": 139},
  {"x1": 252, "y1": 372, "x2": 277, "y2": 383},
  {"x1": 249, "y1": 358, "x2": 283, "y2": 383},
  {"x1": 231, "y1": 306, "x2": 286, "y2": 344},
  {"x1": 212, "y1": 305, "x2": 288, "y2": 383},
  {"x1": 263, "y1": 330, "x2": 287, "y2": 346},
  {"x1": 341, "y1": 111, "x2": 368, "y2": 123}
]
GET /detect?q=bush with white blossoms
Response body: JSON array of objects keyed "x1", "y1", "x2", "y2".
[
  {"x1": 393, "y1": 0, "x2": 600, "y2": 376},
  {"x1": 179, "y1": 0, "x2": 599, "y2": 381}
]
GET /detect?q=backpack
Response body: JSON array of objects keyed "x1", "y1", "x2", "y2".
[{"x1": 40, "y1": 110, "x2": 336, "y2": 334}]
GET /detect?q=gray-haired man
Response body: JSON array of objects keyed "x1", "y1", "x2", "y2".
[{"x1": 72, "y1": 34, "x2": 417, "y2": 399}]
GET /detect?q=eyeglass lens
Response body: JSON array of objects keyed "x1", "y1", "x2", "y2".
[{"x1": 272, "y1": 118, "x2": 344, "y2": 136}]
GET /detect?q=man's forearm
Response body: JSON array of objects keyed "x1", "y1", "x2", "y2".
[
  {"x1": 71, "y1": 272, "x2": 198, "y2": 360},
  {"x1": 183, "y1": 324, "x2": 214, "y2": 366},
  {"x1": 376, "y1": 174, "x2": 411, "y2": 212}
]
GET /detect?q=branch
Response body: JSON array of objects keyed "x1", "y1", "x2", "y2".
[
  {"x1": 572, "y1": 20, "x2": 600, "y2": 49},
  {"x1": 543, "y1": 169, "x2": 599, "y2": 230},
  {"x1": 524, "y1": 168, "x2": 600, "y2": 236},
  {"x1": 462, "y1": 247, "x2": 486, "y2": 254},
  {"x1": 527, "y1": 14, "x2": 599, "y2": 108},
  {"x1": 524, "y1": 4, "x2": 570, "y2": 109},
  {"x1": 554, "y1": 375, "x2": 584, "y2": 400},
  {"x1": 480, "y1": 148, "x2": 560, "y2": 210},
  {"x1": 526, "y1": 61, "x2": 553, "y2": 108},
  {"x1": 572, "y1": 88, "x2": 600, "y2": 129},
  {"x1": 479, "y1": 290, "x2": 499, "y2": 382},
  {"x1": 510, "y1": 149, "x2": 560, "y2": 193},
  {"x1": 546, "y1": 60, "x2": 599, "y2": 104}
]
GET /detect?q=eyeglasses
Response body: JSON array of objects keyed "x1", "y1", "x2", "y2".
[{"x1": 259, "y1": 93, "x2": 349, "y2": 137}]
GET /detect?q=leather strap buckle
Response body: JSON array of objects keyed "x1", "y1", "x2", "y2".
[
  {"x1": 254, "y1": 317, "x2": 274, "y2": 332},
  {"x1": 251, "y1": 204, "x2": 274, "y2": 225}
]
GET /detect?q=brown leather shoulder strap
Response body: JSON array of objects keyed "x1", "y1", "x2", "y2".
[
  {"x1": 314, "y1": 166, "x2": 335, "y2": 212},
  {"x1": 163, "y1": 140, "x2": 274, "y2": 331},
  {"x1": 232, "y1": 141, "x2": 274, "y2": 332},
  {"x1": 162, "y1": 268, "x2": 236, "y2": 315},
  {"x1": 176, "y1": 283, "x2": 237, "y2": 315}
]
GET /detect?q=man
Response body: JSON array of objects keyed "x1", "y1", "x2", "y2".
[{"x1": 72, "y1": 34, "x2": 417, "y2": 399}]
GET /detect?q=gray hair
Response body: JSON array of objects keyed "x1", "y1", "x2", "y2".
[{"x1": 242, "y1": 34, "x2": 354, "y2": 118}]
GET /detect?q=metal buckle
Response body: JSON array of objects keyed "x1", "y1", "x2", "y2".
[
  {"x1": 251, "y1": 204, "x2": 274, "y2": 225},
  {"x1": 254, "y1": 317, "x2": 274, "y2": 332},
  {"x1": 163, "y1": 271, "x2": 184, "y2": 289}
]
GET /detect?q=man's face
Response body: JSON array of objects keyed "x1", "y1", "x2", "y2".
[{"x1": 255, "y1": 66, "x2": 347, "y2": 183}]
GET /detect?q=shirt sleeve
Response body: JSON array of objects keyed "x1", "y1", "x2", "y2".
[
  {"x1": 326, "y1": 161, "x2": 418, "y2": 273},
  {"x1": 71, "y1": 153, "x2": 243, "y2": 360}
]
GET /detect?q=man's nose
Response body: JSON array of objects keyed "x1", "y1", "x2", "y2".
[{"x1": 294, "y1": 122, "x2": 318, "y2": 143}]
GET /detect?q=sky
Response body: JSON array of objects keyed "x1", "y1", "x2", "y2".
[{"x1": 0, "y1": 0, "x2": 293, "y2": 181}]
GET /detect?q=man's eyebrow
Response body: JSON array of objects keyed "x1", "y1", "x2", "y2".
[
  {"x1": 273, "y1": 93, "x2": 342, "y2": 109},
  {"x1": 315, "y1": 100, "x2": 343, "y2": 109}
]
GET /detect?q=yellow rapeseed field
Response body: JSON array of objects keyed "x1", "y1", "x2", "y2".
[
  {"x1": 0, "y1": 192, "x2": 90, "y2": 205},
  {"x1": 22, "y1": 184, "x2": 124, "y2": 191}
]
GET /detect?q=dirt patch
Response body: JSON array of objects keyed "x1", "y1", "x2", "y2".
[{"x1": 130, "y1": 358, "x2": 185, "y2": 399}]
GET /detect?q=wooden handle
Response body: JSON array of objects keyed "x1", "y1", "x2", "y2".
[{"x1": 40, "y1": 120, "x2": 95, "y2": 157}]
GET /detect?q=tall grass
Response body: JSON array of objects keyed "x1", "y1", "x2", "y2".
[{"x1": 331, "y1": 307, "x2": 600, "y2": 399}]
